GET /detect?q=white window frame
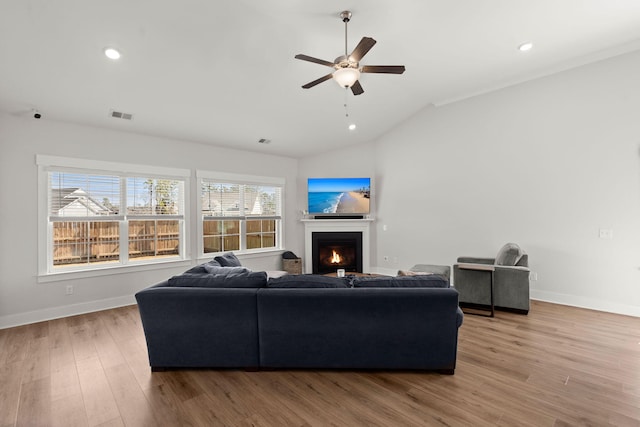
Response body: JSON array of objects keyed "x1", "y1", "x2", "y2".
[
  {"x1": 196, "y1": 170, "x2": 285, "y2": 258},
  {"x1": 37, "y1": 155, "x2": 191, "y2": 281}
]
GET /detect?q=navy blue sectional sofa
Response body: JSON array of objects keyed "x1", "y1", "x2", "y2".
[{"x1": 135, "y1": 261, "x2": 464, "y2": 374}]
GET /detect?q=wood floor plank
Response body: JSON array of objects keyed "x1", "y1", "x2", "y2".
[
  {"x1": 0, "y1": 360, "x2": 25, "y2": 427},
  {"x1": 76, "y1": 356, "x2": 121, "y2": 427},
  {"x1": 104, "y1": 363, "x2": 158, "y2": 427},
  {"x1": 21, "y1": 336, "x2": 50, "y2": 384},
  {"x1": 50, "y1": 393, "x2": 89, "y2": 427},
  {"x1": 50, "y1": 363, "x2": 82, "y2": 407},
  {"x1": 16, "y1": 377, "x2": 51, "y2": 427},
  {"x1": 142, "y1": 382, "x2": 199, "y2": 427},
  {"x1": 0, "y1": 300, "x2": 639, "y2": 426}
]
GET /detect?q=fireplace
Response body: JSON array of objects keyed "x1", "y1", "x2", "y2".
[
  {"x1": 303, "y1": 218, "x2": 371, "y2": 274},
  {"x1": 311, "y1": 231, "x2": 363, "y2": 274}
]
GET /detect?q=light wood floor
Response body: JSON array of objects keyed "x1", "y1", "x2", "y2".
[{"x1": 1, "y1": 300, "x2": 639, "y2": 426}]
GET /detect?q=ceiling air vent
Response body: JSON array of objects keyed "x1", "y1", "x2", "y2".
[
  {"x1": 258, "y1": 138, "x2": 271, "y2": 144},
  {"x1": 109, "y1": 110, "x2": 133, "y2": 120}
]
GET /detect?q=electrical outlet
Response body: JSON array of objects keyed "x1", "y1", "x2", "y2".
[
  {"x1": 383, "y1": 256, "x2": 389, "y2": 262},
  {"x1": 599, "y1": 229, "x2": 613, "y2": 239},
  {"x1": 65, "y1": 285, "x2": 73, "y2": 295},
  {"x1": 529, "y1": 272, "x2": 538, "y2": 281}
]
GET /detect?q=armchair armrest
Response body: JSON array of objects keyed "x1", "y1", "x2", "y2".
[
  {"x1": 456, "y1": 263, "x2": 495, "y2": 272},
  {"x1": 456, "y1": 257, "x2": 495, "y2": 265},
  {"x1": 494, "y1": 265, "x2": 530, "y2": 273}
]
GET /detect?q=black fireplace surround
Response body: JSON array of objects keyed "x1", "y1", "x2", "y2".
[{"x1": 311, "y1": 231, "x2": 363, "y2": 274}]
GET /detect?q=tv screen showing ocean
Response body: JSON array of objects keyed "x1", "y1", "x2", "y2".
[{"x1": 308, "y1": 192, "x2": 344, "y2": 214}]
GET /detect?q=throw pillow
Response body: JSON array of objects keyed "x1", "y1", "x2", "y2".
[
  {"x1": 183, "y1": 259, "x2": 221, "y2": 275},
  {"x1": 352, "y1": 275, "x2": 449, "y2": 288},
  {"x1": 267, "y1": 274, "x2": 349, "y2": 288},
  {"x1": 495, "y1": 243, "x2": 524, "y2": 266},
  {"x1": 214, "y1": 252, "x2": 242, "y2": 267}
]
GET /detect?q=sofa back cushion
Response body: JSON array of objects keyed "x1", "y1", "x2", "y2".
[
  {"x1": 204, "y1": 264, "x2": 250, "y2": 275},
  {"x1": 352, "y1": 275, "x2": 449, "y2": 288},
  {"x1": 168, "y1": 271, "x2": 268, "y2": 288},
  {"x1": 267, "y1": 274, "x2": 349, "y2": 288}
]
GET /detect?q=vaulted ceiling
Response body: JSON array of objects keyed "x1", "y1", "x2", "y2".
[{"x1": 2, "y1": 1, "x2": 640, "y2": 157}]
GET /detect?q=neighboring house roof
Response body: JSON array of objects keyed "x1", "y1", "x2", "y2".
[{"x1": 51, "y1": 188, "x2": 113, "y2": 216}]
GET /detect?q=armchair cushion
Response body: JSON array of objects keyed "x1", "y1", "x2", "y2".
[{"x1": 494, "y1": 243, "x2": 524, "y2": 266}]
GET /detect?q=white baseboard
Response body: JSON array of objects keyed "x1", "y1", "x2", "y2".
[
  {"x1": 0, "y1": 295, "x2": 136, "y2": 330},
  {"x1": 531, "y1": 289, "x2": 640, "y2": 317}
]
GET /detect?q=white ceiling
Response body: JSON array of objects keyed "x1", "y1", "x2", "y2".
[{"x1": 2, "y1": 1, "x2": 640, "y2": 158}]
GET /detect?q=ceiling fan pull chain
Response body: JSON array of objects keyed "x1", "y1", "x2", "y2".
[{"x1": 344, "y1": 88, "x2": 350, "y2": 117}]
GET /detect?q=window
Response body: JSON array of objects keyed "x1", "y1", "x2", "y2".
[
  {"x1": 199, "y1": 172, "x2": 283, "y2": 255},
  {"x1": 38, "y1": 156, "x2": 189, "y2": 275}
]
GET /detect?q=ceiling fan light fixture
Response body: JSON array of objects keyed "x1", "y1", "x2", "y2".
[{"x1": 333, "y1": 67, "x2": 360, "y2": 88}]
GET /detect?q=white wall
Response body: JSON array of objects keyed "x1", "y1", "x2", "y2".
[
  {"x1": 301, "y1": 50, "x2": 640, "y2": 316},
  {"x1": 0, "y1": 114, "x2": 300, "y2": 328}
]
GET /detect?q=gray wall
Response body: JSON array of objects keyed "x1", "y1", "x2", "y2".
[
  {"x1": 0, "y1": 114, "x2": 300, "y2": 327},
  {"x1": 300, "y1": 49, "x2": 640, "y2": 316}
]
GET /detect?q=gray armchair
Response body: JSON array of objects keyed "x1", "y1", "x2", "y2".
[{"x1": 453, "y1": 243, "x2": 530, "y2": 314}]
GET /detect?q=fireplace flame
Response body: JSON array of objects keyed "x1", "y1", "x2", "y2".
[{"x1": 330, "y1": 250, "x2": 342, "y2": 264}]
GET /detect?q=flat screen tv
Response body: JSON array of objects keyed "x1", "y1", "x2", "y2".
[{"x1": 307, "y1": 177, "x2": 371, "y2": 216}]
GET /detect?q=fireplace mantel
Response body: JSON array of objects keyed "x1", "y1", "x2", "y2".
[{"x1": 302, "y1": 218, "x2": 373, "y2": 274}]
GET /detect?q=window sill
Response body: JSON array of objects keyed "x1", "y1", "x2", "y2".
[{"x1": 37, "y1": 258, "x2": 192, "y2": 283}]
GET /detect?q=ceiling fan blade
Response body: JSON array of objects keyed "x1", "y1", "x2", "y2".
[
  {"x1": 349, "y1": 37, "x2": 376, "y2": 61},
  {"x1": 351, "y1": 80, "x2": 364, "y2": 96},
  {"x1": 361, "y1": 65, "x2": 406, "y2": 74},
  {"x1": 302, "y1": 73, "x2": 333, "y2": 89},
  {"x1": 295, "y1": 54, "x2": 336, "y2": 68}
]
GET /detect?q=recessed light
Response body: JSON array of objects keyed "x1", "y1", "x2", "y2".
[
  {"x1": 104, "y1": 48, "x2": 121, "y2": 60},
  {"x1": 518, "y1": 42, "x2": 533, "y2": 52},
  {"x1": 348, "y1": 123, "x2": 356, "y2": 131}
]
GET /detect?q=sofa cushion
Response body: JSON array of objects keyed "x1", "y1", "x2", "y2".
[
  {"x1": 495, "y1": 243, "x2": 524, "y2": 266},
  {"x1": 168, "y1": 271, "x2": 267, "y2": 288},
  {"x1": 352, "y1": 275, "x2": 449, "y2": 288},
  {"x1": 214, "y1": 252, "x2": 242, "y2": 267},
  {"x1": 267, "y1": 274, "x2": 349, "y2": 288},
  {"x1": 203, "y1": 264, "x2": 250, "y2": 275},
  {"x1": 397, "y1": 270, "x2": 433, "y2": 276}
]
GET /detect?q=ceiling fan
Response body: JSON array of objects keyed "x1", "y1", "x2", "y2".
[{"x1": 295, "y1": 11, "x2": 406, "y2": 96}]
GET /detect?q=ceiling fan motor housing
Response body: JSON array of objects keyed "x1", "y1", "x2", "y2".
[{"x1": 334, "y1": 55, "x2": 359, "y2": 69}]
